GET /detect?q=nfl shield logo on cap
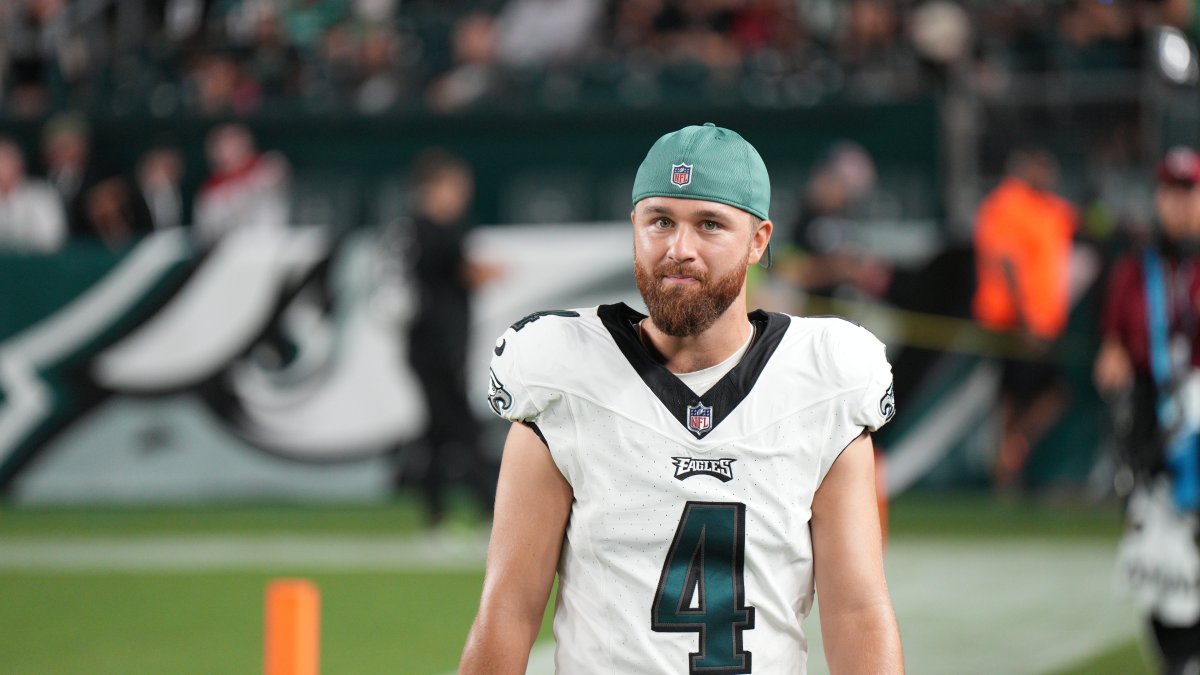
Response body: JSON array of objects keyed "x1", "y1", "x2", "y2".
[
  {"x1": 671, "y1": 163, "x2": 692, "y2": 187},
  {"x1": 687, "y1": 402, "x2": 712, "y2": 436}
]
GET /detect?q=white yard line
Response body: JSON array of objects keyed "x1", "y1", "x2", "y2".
[
  {"x1": 522, "y1": 643, "x2": 556, "y2": 675},
  {"x1": 810, "y1": 538, "x2": 1140, "y2": 675},
  {"x1": 0, "y1": 533, "x2": 490, "y2": 572}
]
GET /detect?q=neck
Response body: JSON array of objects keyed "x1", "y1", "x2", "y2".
[{"x1": 641, "y1": 290, "x2": 753, "y2": 374}]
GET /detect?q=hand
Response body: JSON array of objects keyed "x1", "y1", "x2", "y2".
[
  {"x1": 464, "y1": 259, "x2": 504, "y2": 289},
  {"x1": 1093, "y1": 339, "x2": 1132, "y2": 393},
  {"x1": 854, "y1": 259, "x2": 893, "y2": 297}
]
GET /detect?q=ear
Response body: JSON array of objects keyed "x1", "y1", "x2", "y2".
[
  {"x1": 630, "y1": 208, "x2": 636, "y2": 225},
  {"x1": 748, "y1": 219, "x2": 773, "y2": 265}
]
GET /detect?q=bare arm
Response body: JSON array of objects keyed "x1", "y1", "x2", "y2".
[
  {"x1": 459, "y1": 422, "x2": 573, "y2": 674},
  {"x1": 812, "y1": 432, "x2": 903, "y2": 674}
]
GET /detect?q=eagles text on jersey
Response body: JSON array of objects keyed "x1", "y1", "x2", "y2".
[{"x1": 488, "y1": 304, "x2": 893, "y2": 674}]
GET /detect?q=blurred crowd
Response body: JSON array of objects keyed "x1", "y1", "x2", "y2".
[
  {"x1": 1, "y1": 0, "x2": 1196, "y2": 118},
  {"x1": 0, "y1": 115, "x2": 287, "y2": 251}
]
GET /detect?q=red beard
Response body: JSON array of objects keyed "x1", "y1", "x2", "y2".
[{"x1": 634, "y1": 257, "x2": 746, "y2": 337}]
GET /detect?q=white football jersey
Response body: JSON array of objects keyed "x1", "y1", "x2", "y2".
[{"x1": 487, "y1": 303, "x2": 894, "y2": 675}]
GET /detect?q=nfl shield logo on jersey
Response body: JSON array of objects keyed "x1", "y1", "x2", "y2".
[
  {"x1": 671, "y1": 163, "x2": 692, "y2": 187},
  {"x1": 686, "y1": 402, "x2": 713, "y2": 436}
]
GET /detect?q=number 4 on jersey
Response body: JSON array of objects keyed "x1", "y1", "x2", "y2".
[{"x1": 652, "y1": 501, "x2": 756, "y2": 674}]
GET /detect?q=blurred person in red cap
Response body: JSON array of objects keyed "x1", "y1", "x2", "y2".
[
  {"x1": 973, "y1": 147, "x2": 1076, "y2": 491},
  {"x1": 1096, "y1": 146, "x2": 1200, "y2": 675}
]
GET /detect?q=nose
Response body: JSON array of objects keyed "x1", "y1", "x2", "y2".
[{"x1": 666, "y1": 224, "x2": 697, "y2": 263}]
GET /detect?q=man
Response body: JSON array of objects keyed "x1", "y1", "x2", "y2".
[
  {"x1": 193, "y1": 124, "x2": 289, "y2": 247},
  {"x1": 460, "y1": 124, "x2": 903, "y2": 673},
  {"x1": 394, "y1": 149, "x2": 500, "y2": 527},
  {"x1": 0, "y1": 137, "x2": 65, "y2": 252},
  {"x1": 972, "y1": 147, "x2": 1076, "y2": 490},
  {"x1": 779, "y1": 141, "x2": 890, "y2": 301},
  {"x1": 1096, "y1": 146, "x2": 1200, "y2": 675},
  {"x1": 137, "y1": 145, "x2": 185, "y2": 232}
]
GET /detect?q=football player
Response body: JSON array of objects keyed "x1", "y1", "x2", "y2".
[{"x1": 460, "y1": 123, "x2": 903, "y2": 674}]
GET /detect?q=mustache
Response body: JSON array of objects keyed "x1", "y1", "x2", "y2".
[{"x1": 654, "y1": 262, "x2": 706, "y2": 282}]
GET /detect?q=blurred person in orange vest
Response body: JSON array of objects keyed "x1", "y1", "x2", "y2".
[{"x1": 973, "y1": 147, "x2": 1077, "y2": 490}]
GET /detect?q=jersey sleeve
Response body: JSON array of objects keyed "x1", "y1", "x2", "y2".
[
  {"x1": 484, "y1": 310, "x2": 586, "y2": 487},
  {"x1": 817, "y1": 320, "x2": 895, "y2": 485},
  {"x1": 848, "y1": 328, "x2": 895, "y2": 433},
  {"x1": 486, "y1": 327, "x2": 543, "y2": 424}
]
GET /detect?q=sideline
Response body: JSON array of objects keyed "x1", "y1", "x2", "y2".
[{"x1": 0, "y1": 532, "x2": 490, "y2": 572}]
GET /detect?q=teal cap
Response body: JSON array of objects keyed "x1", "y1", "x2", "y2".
[{"x1": 632, "y1": 123, "x2": 770, "y2": 220}]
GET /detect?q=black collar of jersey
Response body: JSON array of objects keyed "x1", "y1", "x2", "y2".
[{"x1": 597, "y1": 302, "x2": 789, "y2": 438}]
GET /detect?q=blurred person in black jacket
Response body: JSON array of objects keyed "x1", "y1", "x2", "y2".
[
  {"x1": 397, "y1": 149, "x2": 501, "y2": 527},
  {"x1": 775, "y1": 142, "x2": 891, "y2": 301},
  {"x1": 136, "y1": 145, "x2": 186, "y2": 232},
  {"x1": 41, "y1": 112, "x2": 153, "y2": 249}
]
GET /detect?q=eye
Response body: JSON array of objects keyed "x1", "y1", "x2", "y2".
[
  {"x1": 653, "y1": 217, "x2": 673, "y2": 229},
  {"x1": 700, "y1": 220, "x2": 721, "y2": 232}
]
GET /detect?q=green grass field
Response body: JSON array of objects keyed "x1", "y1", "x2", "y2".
[{"x1": 0, "y1": 493, "x2": 1151, "y2": 674}]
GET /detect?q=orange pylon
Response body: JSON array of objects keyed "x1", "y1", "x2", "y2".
[{"x1": 264, "y1": 579, "x2": 320, "y2": 675}]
